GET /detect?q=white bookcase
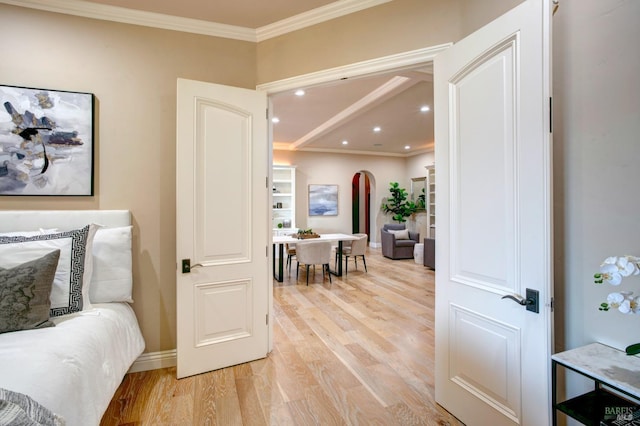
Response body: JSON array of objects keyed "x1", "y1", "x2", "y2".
[
  {"x1": 272, "y1": 165, "x2": 296, "y2": 236},
  {"x1": 426, "y1": 165, "x2": 436, "y2": 239}
]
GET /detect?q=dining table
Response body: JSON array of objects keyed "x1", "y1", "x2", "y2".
[{"x1": 272, "y1": 233, "x2": 358, "y2": 282}]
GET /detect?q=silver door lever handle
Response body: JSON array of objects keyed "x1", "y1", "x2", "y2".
[
  {"x1": 501, "y1": 294, "x2": 532, "y2": 306},
  {"x1": 181, "y1": 259, "x2": 204, "y2": 273},
  {"x1": 501, "y1": 289, "x2": 540, "y2": 313}
]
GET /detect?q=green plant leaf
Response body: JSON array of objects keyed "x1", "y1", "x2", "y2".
[
  {"x1": 382, "y1": 182, "x2": 417, "y2": 223},
  {"x1": 625, "y1": 343, "x2": 640, "y2": 356}
]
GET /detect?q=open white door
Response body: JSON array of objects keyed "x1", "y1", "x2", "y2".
[
  {"x1": 176, "y1": 78, "x2": 269, "y2": 379},
  {"x1": 434, "y1": 0, "x2": 552, "y2": 425}
]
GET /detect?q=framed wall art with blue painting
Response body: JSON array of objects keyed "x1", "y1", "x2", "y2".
[
  {"x1": 308, "y1": 184, "x2": 338, "y2": 216},
  {"x1": 0, "y1": 85, "x2": 94, "y2": 196}
]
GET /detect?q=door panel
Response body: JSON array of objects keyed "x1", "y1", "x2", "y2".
[
  {"x1": 452, "y1": 37, "x2": 516, "y2": 292},
  {"x1": 434, "y1": 0, "x2": 552, "y2": 424},
  {"x1": 197, "y1": 99, "x2": 252, "y2": 264},
  {"x1": 449, "y1": 305, "x2": 521, "y2": 421},
  {"x1": 176, "y1": 78, "x2": 269, "y2": 379}
]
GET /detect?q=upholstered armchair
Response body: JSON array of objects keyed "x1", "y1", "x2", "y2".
[{"x1": 381, "y1": 224, "x2": 420, "y2": 260}]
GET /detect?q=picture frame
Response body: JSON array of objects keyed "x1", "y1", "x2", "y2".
[
  {"x1": 309, "y1": 184, "x2": 338, "y2": 216},
  {"x1": 0, "y1": 84, "x2": 94, "y2": 196}
]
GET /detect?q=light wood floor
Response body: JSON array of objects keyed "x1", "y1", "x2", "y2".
[{"x1": 101, "y1": 247, "x2": 463, "y2": 425}]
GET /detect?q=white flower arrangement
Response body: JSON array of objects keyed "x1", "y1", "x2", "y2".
[{"x1": 594, "y1": 255, "x2": 640, "y2": 314}]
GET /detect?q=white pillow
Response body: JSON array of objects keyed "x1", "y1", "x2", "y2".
[
  {"x1": 0, "y1": 224, "x2": 98, "y2": 316},
  {"x1": 0, "y1": 229, "x2": 58, "y2": 237},
  {"x1": 388, "y1": 229, "x2": 410, "y2": 240},
  {"x1": 89, "y1": 226, "x2": 133, "y2": 303}
]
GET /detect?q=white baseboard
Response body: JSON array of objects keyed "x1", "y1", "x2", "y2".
[{"x1": 128, "y1": 349, "x2": 176, "y2": 373}]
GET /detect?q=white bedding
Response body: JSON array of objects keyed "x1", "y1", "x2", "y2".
[
  {"x1": 0, "y1": 210, "x2": 145, "y2": 426},
  {"x1": 0, "y1": 303, "x2": 144, "y2": 426}
]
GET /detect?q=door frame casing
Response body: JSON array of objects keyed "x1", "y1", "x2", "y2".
[
  {"x1": 258, "y1": 44, "x2": 452, "y2": 253},
  {"x1": 257, "y1": 45, "x2": 451, "y2": 95}
]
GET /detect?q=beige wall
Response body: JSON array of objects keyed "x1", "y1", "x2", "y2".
[
  {"x1": 0, "y1": 4, "x2": 256, "y2": 353},
  {"x1": 406, "y1": 152, "x2": 435, "y2": 182},
  {"x1": 553, "y1": 0, "x2": 640, "y2": 361},
  {"x1": 458, "y1": 0, "x2": 525, "y2": 36},
  {"x1": 257, "y1": 0, "x2": 464, "y2": 85}
]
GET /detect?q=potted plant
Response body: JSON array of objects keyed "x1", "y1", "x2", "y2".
[
  {"x1": 382, "y1": 182, "x2": 417, "y2": 223},
  {"x1": 295, "y1": 228, "x2": 320, "y2": 239}
]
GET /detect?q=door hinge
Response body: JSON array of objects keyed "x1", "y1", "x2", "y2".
[
  {"x1": 266, "y1": 108, "x2": 269, "y2": 120},
  {"x1": 550, "y1": 297, "x2": 554, "y2": 312},
  {"x1": 266, "y1": 313, "x2": 269, "y2": 325},
  {"x1": 549, "y1": 97, "x2": 553, "y2": 133},
  {"x1": 266, "y1": 176, "x2": 269, "y2": 188}
]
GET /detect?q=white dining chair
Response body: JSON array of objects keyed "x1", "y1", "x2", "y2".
[
  {"x1": 338, "y1": 233, "x2": 368, "y2": 274},
  {"x1": 295, "y1": 240, "x2": 333, "y2": 285}
]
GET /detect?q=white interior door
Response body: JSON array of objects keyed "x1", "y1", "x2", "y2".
[
  {"x1": 434, "y1": 0, "x2": 553, "y2": 424},
  {"x1": 176, "y1": 78, "x2": 269, "y2": 379}
]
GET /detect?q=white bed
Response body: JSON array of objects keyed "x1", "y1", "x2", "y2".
[{"x1": 0, "y1": 210, "x2": 145, "y2": 426}]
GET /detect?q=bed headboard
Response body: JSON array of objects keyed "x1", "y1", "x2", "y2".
[{"x1": 0, "y1": 210, "x2": 130, "y2": 232}]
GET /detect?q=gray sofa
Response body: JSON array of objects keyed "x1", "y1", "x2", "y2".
[{"x1": 380, "y1": 223, "x2": 420, "y2": 260}]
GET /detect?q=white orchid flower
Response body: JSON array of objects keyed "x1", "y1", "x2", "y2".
[
  {"x1": 624, "y1": 255, "x2": 640, "y2": 275},
  {"x1": 607, "y1": 292, "x2": 625, "y2": 308},
  {"x1": 617, "y1": 256, "x2": 638, "y2": 277},
  {"x1": 620, "y1": 292, "x2": 634, "y2": 314},
  {"x1": 606, "y1": 291, "x2": 635, "y2": 314},
  {"x1": 596, "y1": 256, "x2": 640, "y2": 315},
  {"x1": 600, "y1": 262, "x2": 623, "y2": 285},
  {"x1": 619, "y1": 299, "x2": 632, "y2": 314}
]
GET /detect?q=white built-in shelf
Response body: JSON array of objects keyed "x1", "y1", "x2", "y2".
[{"x1": 272, "y1": 165, "x2": 296, "y2": 233}]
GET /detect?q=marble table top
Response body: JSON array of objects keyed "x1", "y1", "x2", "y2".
[{"x1": 552, "y1": 342, "x2": 640, "y2": 398}]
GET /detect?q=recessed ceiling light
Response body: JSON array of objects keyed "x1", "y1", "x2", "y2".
[
  {"x1": 373, "y1": 126, "x2": 381, "y2": 132},
  {"x1": 404, "y1": 145, "x2": 411, "y2": 150},
  {"x1": 295, "y1": 89, "x2": 305, "y2": 96},
  {"x1": 342, "y1": 140, "x2": 348, "y2": 145},
  {"x1": 420, "y1": 105, "x2": 430, "y2": 112},
  {"x1": 271, "y1": 117, "x2": 280, "y2": 124}
]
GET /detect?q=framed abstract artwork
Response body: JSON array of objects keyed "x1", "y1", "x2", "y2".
[
  {"x1": 309, "y1": 184, "x2": 338, "y2": 216},
  {"x1": 0, "y1": 85, "x2": 94, "y2": 196}
]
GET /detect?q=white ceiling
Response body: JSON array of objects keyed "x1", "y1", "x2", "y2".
[
  {"x1": 5, "y1": 0, "x2": 434, "y2": 156},
  {"x1": 271, "y1": 69, "x2": 434, "y2": 155}
]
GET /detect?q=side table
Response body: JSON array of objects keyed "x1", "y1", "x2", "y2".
[
  {"x1": 552, "y1": 343, "x2": 640, "y2": 425},
  {"x1": 423, "y1": 238, "x2": 435, "y2": 269}
]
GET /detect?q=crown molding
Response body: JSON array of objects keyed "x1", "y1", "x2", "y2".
[
  {"x1": 256, "y1": 0, "x2": 391, "y2": 42},
  {"x1": 273, "y1": 144, "x2": 433, "y2": 158},
  {"x1": 0, "y1": 0, "x2": 390, "y2": 42},
  {"x1": 0, "y1": 0, "x2": 256, "y2": 41}
]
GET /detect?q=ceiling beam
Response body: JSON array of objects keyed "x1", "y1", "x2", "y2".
[{"x1": 290, "y1": 76, "x2": 420, "y2": 150}]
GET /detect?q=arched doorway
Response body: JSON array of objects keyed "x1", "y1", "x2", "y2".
[{"x1": 351, "y1": 170, "x2": 375, "y2": 242}]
